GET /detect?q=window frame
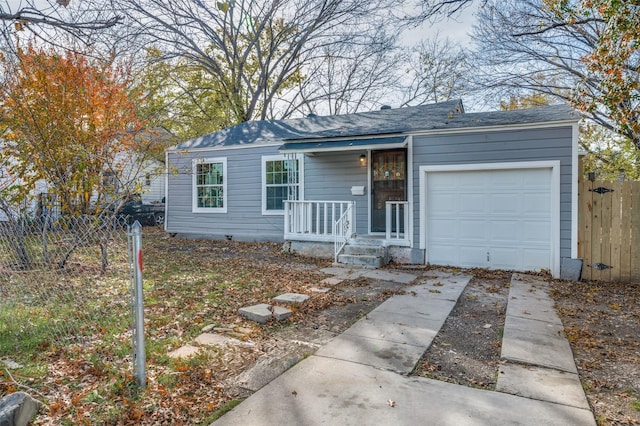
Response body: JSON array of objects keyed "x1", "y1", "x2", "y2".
[
  {"x1": 192, "y1": 157, "x2": 227, "y2": 213},
  {"x1": 261, "y1": 154, "x2": 303, "y2": 216}
]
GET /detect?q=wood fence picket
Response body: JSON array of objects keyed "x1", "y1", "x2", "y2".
[{"x1": 578, "y1": 179, "x2": 640, "y2": 282}]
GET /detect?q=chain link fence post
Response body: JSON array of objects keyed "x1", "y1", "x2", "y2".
[{"x1": 130, "y1": 221, "x2": 146, "y2": 387}]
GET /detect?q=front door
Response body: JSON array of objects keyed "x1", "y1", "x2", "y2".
[{"x1": 371, "y1": 150, "x2": 407, "y2": 233}]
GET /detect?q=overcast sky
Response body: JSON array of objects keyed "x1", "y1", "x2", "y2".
[{"x1": 402, "y1": 3, "x2": 478, "y2": 47}]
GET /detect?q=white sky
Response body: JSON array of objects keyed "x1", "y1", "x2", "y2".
[{"x1": 402, "y1": 3, "x2": 478, "y2": 47}]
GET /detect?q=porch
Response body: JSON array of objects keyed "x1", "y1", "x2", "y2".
[{"x1": 283, "y1": 200, "x2": 411, "y2": 264}]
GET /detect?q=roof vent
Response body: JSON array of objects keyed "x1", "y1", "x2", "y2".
[
  {"x1": 307, "y1": 113, "x2": 317, "y2": 118},
  {"x1": 380, "y1": 105, "x2": 392, "y2": 110}
]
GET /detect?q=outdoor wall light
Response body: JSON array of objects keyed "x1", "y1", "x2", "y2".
[{"x1": 359, "y1": 154, "x2": 367, "y2": 165}]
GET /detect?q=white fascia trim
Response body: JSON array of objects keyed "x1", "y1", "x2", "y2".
[
  {"x1": 284, "y1": 133, "x2": 404, "y2": 144},
  {"x1": 192, "y1": 157, "x2": 228, "y2": 214},
  {"x1": 281, "y1": 143, "x2": 406, "y2": 155},
  {"x1": 571, "y1": 123, "x2": 579, "y2": 258},
  {"x1": 261, "y1": 154, "x2": 304, "y2": 216},
  {"x1": 419, "y1": 160, "x2": 561, "y2": 278},
  {"x1": 410, "y1": 120, "x2": 579, "y2": 137}
]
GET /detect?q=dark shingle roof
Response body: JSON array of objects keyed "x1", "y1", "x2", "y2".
[{"x1": 172, "y1": 100, "x2": 578, "y2": 150}]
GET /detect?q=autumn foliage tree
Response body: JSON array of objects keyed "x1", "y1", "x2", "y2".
[
  {"x1": 543, "y1": 0, "x2": 640, "y2": 154},
  {"x1": 472, "y1": 0, "x2": 640, "y2": 169},
  {"x1": 0, "y1": 46, "x2": 148, "y2": 216}
]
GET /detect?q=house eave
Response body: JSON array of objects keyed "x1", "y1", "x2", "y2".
[
  {"x1": 278, "y1": 135, "x2": 407, "y2": 154},
  {"x1": 409, "y1": 119, "x2": 580, "y2": 137}
]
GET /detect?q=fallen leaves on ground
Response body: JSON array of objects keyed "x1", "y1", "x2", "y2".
[{"x1": 550, "y1": 278, "x2": 640, "y2": 425}]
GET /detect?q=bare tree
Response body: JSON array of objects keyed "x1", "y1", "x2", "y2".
[
  {"x1": 0, "y1": 0, "x2": 121, "y2": 40},
  {"x1": 116, "y1": 0, "x2": 405, "y2": 123},
  {"x1": 397, "y1": 35, "x2": 470, "y2": 107},
  {"x1": 402, "y1": 0, "x2": 478, "y2": 23},
  {"x1": 281, "y1": 30, "x2": 402, "y2": 116},
  {"x1": 471, "y1": 0, "x2": 640, "y2": 150}
]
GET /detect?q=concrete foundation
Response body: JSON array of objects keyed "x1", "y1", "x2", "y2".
[
  {"x1": 288, "y1": 240, "x2": 426, "y2": 265},
  {"x1": 560, "y1": 258, "x2": 583, "y2": 281},
  {"x1": 287, "y1": 241, "x2": 334, "y2": 259}
]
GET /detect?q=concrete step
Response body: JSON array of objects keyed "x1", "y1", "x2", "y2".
[
  {"x1": 348, "y1": 237, "x2": 386, "y2": 247},
  {"x1": 337, "y1": 254, "x2": 385, "y2": 268},
  {"x1": 343, "y1": 244, "x2": 386, "y2": 256}
]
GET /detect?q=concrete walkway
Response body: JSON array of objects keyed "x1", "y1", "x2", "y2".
[{"x1": 214, "y1": 271, "x2": 595, "y2": 426}]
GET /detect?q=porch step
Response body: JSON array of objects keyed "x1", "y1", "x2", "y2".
[
  {"x1": 337, "y1": 254, "x2": 385, "y2": 268},
  {"x1": 343, "y1": 244, "x2": 386, "y2": 256},
  {"x1": 338, "y1": 239, "x2": 389, "y2": 268},
  {"x1": 348, "y1": 237, "x2": 386, "y2": 247}
]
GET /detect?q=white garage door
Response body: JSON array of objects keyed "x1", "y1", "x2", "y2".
[{"x1": 426, "y1": 167, "x2": 553, "y2": 271}]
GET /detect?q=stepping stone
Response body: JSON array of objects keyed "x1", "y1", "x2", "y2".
[
  {"x1": 272, "y1": 305, "x2": 293, "y2": 321},
  {"x1": 319, "y1": 266, "x2": 354, "y2": 276},
  {"x1": 2, "y1": 359, "x2": 23, "y2": 369},
  {"x1": 310, "y1": 287, "x2": 330, "y2": 293},
  {"x1": 321, "y1": 277, "x2": 343, "y2": 286},
  {"x1": 239, "y1": 304, "x2": 273, "y2": 324},
  {"x1": 273, "y1": 293, "x2": 309, "y2": 305},
  {"x1": 239, "y1": 304, "x2": 293, "y2": 324},
  {"x1": 201, "y1": 324, "x2": 215, "y2": 333},
  {"x1": 194, "y1": 333, "x2": 238, "y2": 347},
  {"x1": 168, "y1": 344, "x2": 200, "y2": 359}
]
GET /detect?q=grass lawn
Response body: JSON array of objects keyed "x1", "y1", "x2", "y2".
[{"x1": 1, "y1": 227, "x2": 330, "y2": 425}]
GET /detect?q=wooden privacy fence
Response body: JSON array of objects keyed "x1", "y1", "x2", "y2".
[{"x1": 578, "y1": 180, "x2": 640, "y2": 282}]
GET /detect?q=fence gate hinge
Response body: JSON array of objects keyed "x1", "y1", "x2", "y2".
[
  {"x1": 589, "y1": 187, "x2": 614, "y2": 195},
  {"x1": 589, "y1": 262, "x2": 613, "y2": 270}
]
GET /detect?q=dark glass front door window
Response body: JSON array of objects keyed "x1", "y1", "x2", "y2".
[{"x1": 371, "y1": 150, "x2": 407, "y2": 233}]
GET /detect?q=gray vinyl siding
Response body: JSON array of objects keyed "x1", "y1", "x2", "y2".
[
  {"x1": 166, "y1": 124, "x2": 575, "y2": 259},
  {"x1": 303, "y1": 151, "x2": 369, "y2": 235},
  {"x1": 411, "y1": 126, "x2": 574, "y2": 259},
  {"x1": 166, "y1": 145, "x2": 287, "y2": 241}
]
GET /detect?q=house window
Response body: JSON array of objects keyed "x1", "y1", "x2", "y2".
[
  {"x1": 193, "y1": 157, "x2": 227, "y2": 213},
  {"x1": 145, "y1": 174, "x2": 151, "y2": 186},
  {"x1": 262, "y1": 154, "x2": 302, "y2": 215}
]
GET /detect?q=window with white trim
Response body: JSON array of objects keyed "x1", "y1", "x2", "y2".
[
  {"x1": 193, "y1": 157, "x2": 227, "y2": 213},
  {"x1": 262, "y1": 154, "x2": 302, "y2": 215}
]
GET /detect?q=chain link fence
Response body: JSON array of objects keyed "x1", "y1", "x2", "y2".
[{"x1": 0, "y1": 213, "x2": 139, "y2": 388}]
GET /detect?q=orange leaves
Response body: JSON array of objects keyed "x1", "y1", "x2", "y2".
[{"x1": 0, "y1": 46, "x2": 146, "y2": 214}]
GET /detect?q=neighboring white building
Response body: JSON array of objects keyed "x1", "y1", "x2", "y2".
[{"x1": 0, "y1": 127, "x2": 172, "y2": 220}]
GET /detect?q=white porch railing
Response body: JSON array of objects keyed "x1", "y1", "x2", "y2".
[
  {"x1": 284, "y1": 200, "x2": 356, "y2": 243},
  {"x1": 385, "y1": 201, "x2": 410, "y2": 246},
  {"x1": 334, "y1": 202, "x2": 355, "y2": 262}
]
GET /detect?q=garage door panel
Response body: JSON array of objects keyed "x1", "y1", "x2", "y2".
[
  {"x1": 458, "y1": 173, "x2": 489, "y2": 188},
  {"x1": 427, "y1": 244, "x2": 462, "y2": 265},
  {"x1": 524, "y1": 195, "x2": 551, "y2": 214},
  {"x1": 428, "y1": 194, "x2": 457, "y2": 215},
  {"x1": 458, "y1": 220, "x2": 486, "y2": 240},
  {"x1": 429, "y1": 219, "x2": 459, "y2": 239},
  {"x1": 488, "y1": 221, "x2": 521, "y2": 242},
  {"x1": 488, "y1": 247, "x2": 522, "y2": 269},
  {"x1": 488, "y1": 194, "x2": 522, "y2": 215},
  {"x1": 458, "y1": 246, "x2": 489, "y2": 267},
  {"x1": 459, "y1": 194, "x2": 486, "y2": 214},
  {"x1": 426, "y1": 167, "x2": 552, "y2": 272},
  {"x1": 489, "y1": 174, "x2": 523, "y2": 188},
  {"x1": 522, "y1": 221, "x2": 551, "y2": 243},
  {"x1": 429, "y1": 173, "x2": 459, "y2": 190},
  {"x1": 522, "y1": 248, "x2": 551, "y2": 270}
]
